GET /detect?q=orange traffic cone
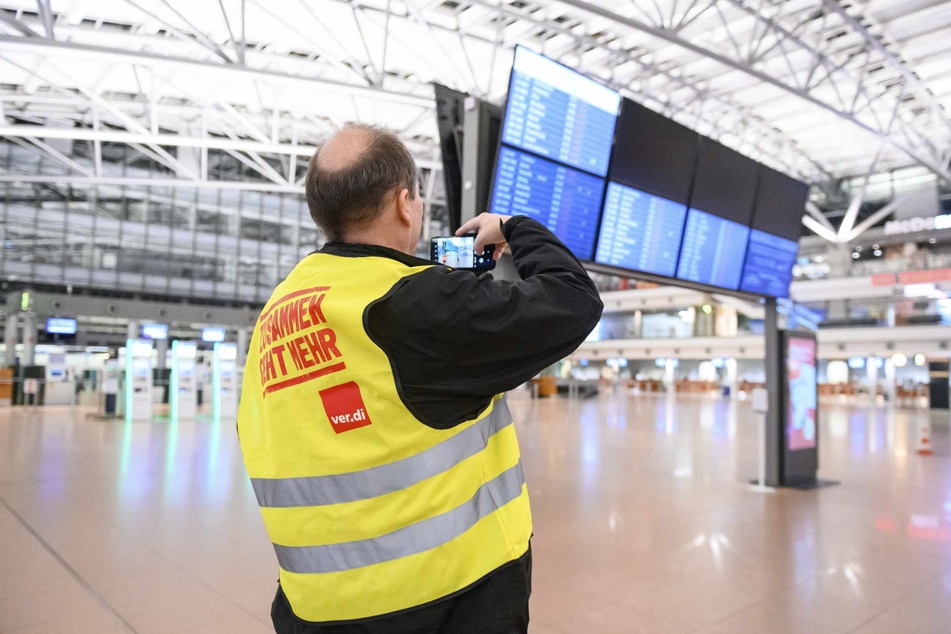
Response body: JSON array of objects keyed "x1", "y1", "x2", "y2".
[{"x1": 917, "y1": 421, "x2": 934, "y2": 456}]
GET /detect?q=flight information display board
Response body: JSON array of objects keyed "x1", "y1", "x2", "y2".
[
  {"x1": 595, "y1": 182, "x2": 688, "y2": 277},
  {"x1": 752, "y1": 166, "x2": 810, "y2": 241},
  {"x1": 676, "y1": 209, "x2": 751, "y2": 290},
  {"x1": 690, "y1": 138, "x2": 758, "y2": 227},
  {"x1": 608, "y1": 99, "x2": 698, "y2": 204},
  {"x1": 490, "y1": 146, "x2": 604, "y2": 259},
  {"x1": 740, "y1": 230, "x2": 799, "y2": 297},
  {"x1": 501, "y1": 46, "x2": 620, "y2": 177}
]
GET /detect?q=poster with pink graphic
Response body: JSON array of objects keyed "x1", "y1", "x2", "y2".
[{"x1": 787, "y1": 336, "x2": 817, "y2": 451}]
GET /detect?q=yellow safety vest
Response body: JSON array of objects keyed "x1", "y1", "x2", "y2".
[{"x1": 238, "y1": 252, "x2": 532, "y2": 623}]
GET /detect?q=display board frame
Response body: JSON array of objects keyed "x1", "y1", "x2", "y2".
[{"x1": 485, "y1": 48, "x2": 809, "y2": 300}]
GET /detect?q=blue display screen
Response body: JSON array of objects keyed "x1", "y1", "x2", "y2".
[
  {"x1": 201, "y1": 327, "x2": 226, "y2": 343},
  {"x1": 490, "y1": 146, "x2": 604, "y2": 260},
  {"x1": 141, "y1": 323, "x2": 168, "y2": 340},
  {"x1": 740, "y1": 229, "x2": 799, "y2": 297},
  {"x1": 501, "y1": 47, "x2": 620, "y2": 177},
  {"x1": 46, "y1": 318, "x2": 77, "y2": 335},
  {"x1": 595, "y1": 182, "x2": 688, "y2": 277},
  {"x1": 676, "y1": 209, "x2": 751, "y2": 290}
]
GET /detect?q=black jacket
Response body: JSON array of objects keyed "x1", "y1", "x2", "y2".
[{"x1": 272, "y1": 216, "x2": 602, "y2": 633}]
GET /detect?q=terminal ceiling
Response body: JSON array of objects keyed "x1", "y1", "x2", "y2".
[{"x1": 1, "y1": 0, "x2": 950, "y2": 238}]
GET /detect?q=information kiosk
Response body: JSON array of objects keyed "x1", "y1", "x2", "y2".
[
  {"x1": 212, "y1": 342, "x2": 238, "y2": 420},
  {"x1": 170, "y1": 340, "x2": 198, "y2": 421},
  {"x1": 124, "y1": 338, "x2": 153, "y2": 422}
]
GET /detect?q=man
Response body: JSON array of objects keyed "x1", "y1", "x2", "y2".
[{"x1": 238, "y1": 124, "x2": 602, "y2": 633}]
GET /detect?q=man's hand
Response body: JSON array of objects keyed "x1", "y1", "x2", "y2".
[{"x1": 456, "y1": 213, "x2": 512, "y2": 261}]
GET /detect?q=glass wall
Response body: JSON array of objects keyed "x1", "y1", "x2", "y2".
[{"x1": 1, "y1": 142, "x2": 315, "y2": 305}]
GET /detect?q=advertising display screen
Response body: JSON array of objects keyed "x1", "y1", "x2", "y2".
[
  {"x1": 141, "y1": 323, "x2": 169, "y2": 340},
  {"x1": 45, "y1": 318, "x2": 77, "y2": 335},
  {"x1": 787, "y1": 336, "x2": 818, "y2": 451},
  {"x1": 490, "y1": 146, "x2": 604, "y2": 259},
  {"x1": 501, "y1": 46, "x2": 620, "y2": 177},
  {"x1": 676, "y1": 209, "x2": 750, "y2": 290},
  {"x1": 595, "y1": 182, "x2": 688, "y2": 277},
  {"x1": 201, "y1": 327, "x2": 226, "y2": 343},
  {"x1": 740, "y1": 230, "x2": 799, "y2": 298}
]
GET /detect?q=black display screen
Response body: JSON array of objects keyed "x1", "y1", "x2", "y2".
[
  {"x1": 489, "y1": 147, "x2": 604, "y2": 259},
  {"x1": 752, "y1": 165, "x2": 810, "y2": 241},
  {"x1": 690, "y1": 138, "x2": 758, "y2": 226},
  {"x1": 608, "y1": 99, "x2": 699, "y2": 204}
]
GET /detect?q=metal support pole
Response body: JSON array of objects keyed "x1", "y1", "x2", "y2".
[
  {"x1": 764, "y1": 297, "x2": 782, "y2": 487},
  {"x1": 22, "y1": 313, "x2": 36, "y2": 366},
  {"x1": 155, "y1": 338, "x2": 168, "y2": 371},
  {"x1": 127, "y1": 320, "x2": 139, "y2": 341},
  {"x1": 4, "y1": 313, "x2": 18, "y2": 367}
]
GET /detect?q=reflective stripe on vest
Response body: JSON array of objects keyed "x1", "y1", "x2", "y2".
[
  {"x1": 273, "y1": 460, "x2": 525, "y2": 574},
  {"x1": 251, "y1": 398, "x2": 513, "y2": 509}
]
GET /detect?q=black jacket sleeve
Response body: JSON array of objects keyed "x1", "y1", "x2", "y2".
[{"x1": 366, "y1": 216, "x2": 603, "y2": 428}]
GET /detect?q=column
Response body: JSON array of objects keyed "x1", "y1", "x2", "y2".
[
  {"x1": 155, "y1": 338, "x2": 168, "y2": 371},
  {"x1": 725, "y1": 358, "x2": 738, "y2": 399},
  {"x1": 715, "y1": 306, "x2": 739, "y2": 337},
  {"x1": 867, "y1": 358, "x2": 879, "y2": 404},
  {"x1": 22, "y1": 313, "x2": 36, "y2": 366},
  {"x1": 4, "y1": 314, "x2": 18, "y2": 367},
  {"x1": 127, "y1": 320, "x2": 139, "y2": 341},
  {"x1": 632, "y1": 310, "x2": 643, "y2": 339},
  {"x1": 884, "y1": 359, "x2": 897, "y2": 405},
  {"x1": 664, "y1": 358, "x2": 676, "y2": 390},
  {"x1": 237, "y1": 328, "x2": 250, "y2": 368}
]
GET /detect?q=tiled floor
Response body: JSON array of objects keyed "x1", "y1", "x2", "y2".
[{"x1": 1, "y1": 391, "x2": 949, "y2": 633}]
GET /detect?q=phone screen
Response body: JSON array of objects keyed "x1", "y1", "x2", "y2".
[{"x1": 430, "y1": 236, "x2": 495, "y2": 270}]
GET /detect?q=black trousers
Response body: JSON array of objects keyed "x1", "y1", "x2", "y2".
[{"x1": 271, "y1": 548, "x2": 532, "y2": 634}]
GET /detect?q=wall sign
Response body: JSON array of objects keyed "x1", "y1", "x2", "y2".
[{"x1": 883, "y1": 214, "x2": 951, "y2": 236}]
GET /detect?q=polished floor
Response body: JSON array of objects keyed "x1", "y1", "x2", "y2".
[{"x1": 1, "y1": 391, "x2": 949, "y2": 633}]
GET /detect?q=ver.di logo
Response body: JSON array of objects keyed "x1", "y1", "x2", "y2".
[{"x1": 319, "y1": 382, "x2": 372, "y2": 434}]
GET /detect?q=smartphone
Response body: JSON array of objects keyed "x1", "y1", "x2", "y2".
[{"x1": 430, "y1": 235, "x2": 496, "y2": 271}]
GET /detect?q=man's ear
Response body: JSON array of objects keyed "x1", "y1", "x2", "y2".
[{"x1": 395, "y1": 188, "x2": 412, "y2": 225}]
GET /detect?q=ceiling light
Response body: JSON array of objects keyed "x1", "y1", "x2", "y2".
[{"x1": 892, "y1": 353, "x2": 907, "y2": 368}]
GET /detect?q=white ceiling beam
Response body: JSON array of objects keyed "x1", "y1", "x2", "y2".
[
  {"x1": 548, "y1": 0, "x2": 951, "y2": 185},
  {"x1": 802, "y1": 215, "x2": 839, "y2": 242},
  {"x1": 0, "y1": 35, "x2": 433, "y2": 109},
  {"x1": 0, "y1": 125, "x2": 440, "y2": 169}
]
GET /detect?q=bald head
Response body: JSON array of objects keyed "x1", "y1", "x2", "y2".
[
  {"x1": 315, "y1": 126, "x2": 373, "y2": 172},
  {"x1": 305, "y1": 124, "x2": 418, "y2": 243}
]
